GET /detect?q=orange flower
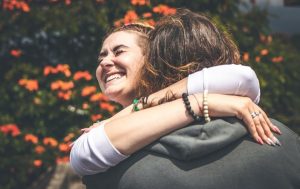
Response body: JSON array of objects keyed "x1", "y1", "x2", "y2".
[
  {"x1": 153, "y1": 5, "x2": 176, "y2": 15},
  {"x1": 114, "y1": 19, "x2": 123, "y2": 27},
  {"x1": 18, "y1": 79, "x2": 39, "y2": 91},
  {"x1": 43, "y1": 64, "x2": 71, "y2": 77},
  {"x1": 65, "y1": 0, "x2": 71, "y2": 5},
  {"x1": 57, "y1": 90, "x2": 72, "y2": 100},
  {"x1": 63, "y1": 133, "x2": 75, "y2": 142},
  {"x1": 43, "y1": 66, "x2": 53, "y2": 76},
  {"x1": 24, "y1": 134, "x2": 38, "y2": 144},
  {"x1": 0, "y1": 124, "x2": 21, "y2": 137},
  {"x1": 59, "y1": 143, "x2": 71, "y2": 152},
  {"x1": 26, "y1": 80, "x2": 39, "y2": 91},
  {"x1": 143, "y1": 12, "x2": 152, "y2": 18},
  {"x1": 73, "y1": 71, "x2": 92, "y2": 81},
  {"x1": 90, "y1": 93, "x2": 109, "y2": 102},
  {"x1": 131, "y1": 0, "x2": 150, "y2": 6},
  {"x1": 124, "y1": 10, "x2": 139, "y2": 24},
  {"x1": 35, "y1": 145, "x2": 45, "y2": 154},
  {"x1": 81, "y1": 86, "x2": 97, "y2": 97},
  {"x1": 82, "y1": 103, "x2": 89, "y2": 110},
  {"x1": 255, "y1": 56, "x2": 261, "y2": 63},
  {"x1": 243, "y1": 52, "x2": 250, "y2": 62},
  {"x1": 91, "y1": 114, "x2": 103, "y2": 122},
  {"x1": 10, "y1": 49, "x2": 22, "y2": 57},
  {"x1": 271, "y1": 56, "x2": 284, "y2": 63},
  {"x1": 51, "y1": 80, "x2": 74, "y2": 91},
  {"x1": 145, "y1": 19, "x2": 156, "y2": 26},
  {"x1": 260, "y1": 49, "x2": 269, "y2": 56},
  {"x1": 20, "y1": 2, "x2": 30, "y2": 12},
  {"x1": 18, "y1": 79, "x2": 27, "y2": 85},
  {"x1": 3, "y1": 0, "x2": 30, "y2": 12},
  {"x1": 33, "y1": 159, "x2": 42, "y2": 167},
  {"x1": 100, "y1": 102, "x2": 115, "y2": 113},
  {"x1": 43, "y1": 137, "x2": 58, "y2": 147},
  {"x1": 56, "y1": 156, "x2": 69, "y2": 164}
]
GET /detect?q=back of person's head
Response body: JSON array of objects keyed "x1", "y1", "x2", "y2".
[{"x1": 139, "y1": 8, "x2": 240, "y2": 96}]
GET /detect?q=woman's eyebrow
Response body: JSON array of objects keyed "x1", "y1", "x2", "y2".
[{"x1": 112, "y1": 44, "x2": 129, "y2": 52}]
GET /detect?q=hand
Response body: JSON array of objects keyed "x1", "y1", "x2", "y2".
[
  {"x1": 80, "y1": 121, "x2": 104, "y2": 133},
  {"x1": 207, "y1": 94, "x2": 281, "y2": 146}
]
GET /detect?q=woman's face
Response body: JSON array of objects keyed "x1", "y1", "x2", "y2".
[{"x1": 96, "y1": 31, "x2": 145, "y2": 106}]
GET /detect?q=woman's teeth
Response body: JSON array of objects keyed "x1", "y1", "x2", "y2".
[{"x1": 106, "y1": 74, "x2": 123, "y2": 82}]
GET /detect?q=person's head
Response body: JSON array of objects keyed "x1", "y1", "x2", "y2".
[
  {"x1": 96, "y1": 23, "x2": 153, "y2": 106},
  {"x1": 139, "y1": 8, "x2": 240, "y2": 96}
]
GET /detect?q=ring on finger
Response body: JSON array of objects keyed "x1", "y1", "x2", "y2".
[{"x1": 250, "y1": 111, "x2": 260, "y2": 119}]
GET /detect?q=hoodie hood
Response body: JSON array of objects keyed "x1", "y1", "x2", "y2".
[{"x1": 146, "y1": 117, "x2": 248, "y2": 161}]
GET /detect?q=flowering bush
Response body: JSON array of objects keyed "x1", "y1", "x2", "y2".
[{"x1": 0, "y1": 0, "x2": 299, "y2": 189}]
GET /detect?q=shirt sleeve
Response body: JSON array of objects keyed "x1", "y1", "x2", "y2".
[
  {"x1": 187, "y1": 64, "x2": 260, "y2": 104},
  {"x1": 70, "y1": 122, "x2": 129, "y2": 176}
]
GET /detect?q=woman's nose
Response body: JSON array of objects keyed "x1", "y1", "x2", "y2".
[{"x1": 100, "y1": 56, "x2": 114, "y2": 68}]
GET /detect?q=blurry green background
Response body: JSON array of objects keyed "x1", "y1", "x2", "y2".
[{"x1": 1, "y1": 0, "x2": 299, "y2": 188}]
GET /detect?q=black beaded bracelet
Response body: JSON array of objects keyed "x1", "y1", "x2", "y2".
[{"x1": 182, "y1": 93, "x2": 203, "y2": 122}]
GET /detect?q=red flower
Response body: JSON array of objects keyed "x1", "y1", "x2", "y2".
[
  {"x1": 33, "y1": 159, "x2": 42, "y2": 167},
  {"x1": 153, "y1": 5, "x2": 176, "y2": 15},
  {"x1": 124, "y1": 10, "x2": 139, "y2": 24},
  {"x1": 131, "y1": 0, "x2": 150, "y2": 6},
  {"x1": 56, "y1": 156, "x2": 69, "y2": 164},
  {"x1": 18, "y1": 79, "x2": 39, "y2": 91},
  {"x1": 43, "y1": 137, "x2": 58, "y2": 147},
  {"x1": 100, "y1": 102, "x2": 115, "y2": 113},
  {"x1": 81, "y1": 86, "x2": 97, "y2": 97},
  {"x1": 73, "y1": 71, "x2": 92, "y2": 81},
  {"x1": 91, "y1": 114, "x2": 103, "y2": 122},
  {"x1": 260, "y1": 49, "x2": 269, "y2": 56},
  {"x1": 24, "y1": 134, "x2": 38, "y2": 144},
  {"x1": 57, "y1": 90, "x2": 72, "y2": 100},
  {"x1": 59, "y1": 143, "x2": 71, "y2": 152},
  {"x1": 0, "y1": 124, "x2": 21, "y2": 137},
  {"x1": 10, "y1": 49, "x2": 22, "y2": 57},
  {"x1": 35, "y1": 145, "x2": 45, "y2": 154},
  {"x1": 243, "y1": 52, "x2": 250, "y2": 62},
  {"x1": 90, "y1": 93, "x2": 109, "y2": 102},
  {"x1": 272, "y1": 56, "x2": 284, "y2": 63}
]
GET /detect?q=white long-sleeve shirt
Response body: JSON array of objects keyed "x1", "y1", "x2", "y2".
[{"x1": 70, "y1": 64, "x2": 260, "y2": 176}]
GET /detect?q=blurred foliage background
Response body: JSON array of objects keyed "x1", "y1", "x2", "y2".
[{"x1": 0, "y1": 0, "x2": 299, "y2": 188}]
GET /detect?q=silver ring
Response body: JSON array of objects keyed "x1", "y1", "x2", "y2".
[{"x1": 250, "y1": 111, "x2": 260, "y2": 119}]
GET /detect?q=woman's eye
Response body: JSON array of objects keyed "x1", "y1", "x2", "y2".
[{"x1": 115, "y1": 50, "x2": 124, "y2": 56}]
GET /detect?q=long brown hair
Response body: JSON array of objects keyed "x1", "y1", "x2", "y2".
[{"x1": 138, "y1": 8, "x2": 240, "y2": 97}]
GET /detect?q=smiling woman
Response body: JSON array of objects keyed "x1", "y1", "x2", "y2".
[{"x1": 96, "y1": 31, "x2": 145, "y2": 106}]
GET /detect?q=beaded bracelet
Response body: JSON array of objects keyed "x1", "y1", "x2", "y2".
[
  {"x1": 182, "y1": 93, "x2": 203, "y2": 122},
  {"x1": 203, "y1": 90, "x2": 211, "y2": 122},
  {"x1": 132, "y1": 98, "x2": 140, "y2": 112}
]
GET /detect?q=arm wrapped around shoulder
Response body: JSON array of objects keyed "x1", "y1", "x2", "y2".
[
  {"x1": 70, "y1": 124, "x2": 128, "y2": 176},
  {"x1": 187, "y1": 64, "x2": 261, "y2": 104}
]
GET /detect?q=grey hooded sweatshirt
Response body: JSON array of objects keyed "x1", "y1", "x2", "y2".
[{"x1": 83, "y1": 118, "x2": 300, "y2": 189}]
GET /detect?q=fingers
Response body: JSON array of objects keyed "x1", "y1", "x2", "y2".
[
  {"x1": 238, "y1": 103, "x2": 281, "y2": 146},
  {"x1": 258, "y1": 107, "x2": 282, "y2": 135},
  {"x1": 240, "y1": 110, "x2": 264, "y2": 145},
  {"x1": 80, "y1": 122, "x2": 102, "y2": 134}
]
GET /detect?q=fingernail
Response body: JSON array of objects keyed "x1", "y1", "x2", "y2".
[
  {"x1": 267, "y1": 138, "x2": 276, "y2": 146},
  {"x1": 273, "y1": 125, "x2": 282, "y2": 134},
  {"x1": 256, "y1": 138, "x2": 264, "y2": 145},
  {"x1": 272, "y1": 136, "x2": 282, "y2": 146}
]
